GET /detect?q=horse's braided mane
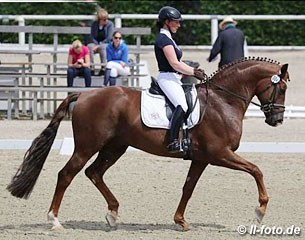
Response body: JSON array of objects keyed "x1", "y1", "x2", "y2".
[{"x1": 208, "y1": 56, "x2": 281, "y2": 80}]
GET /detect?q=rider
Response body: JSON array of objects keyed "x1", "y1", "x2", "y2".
[{"x1": 154, "y1": 6, "x2": 207, "y2": 153}]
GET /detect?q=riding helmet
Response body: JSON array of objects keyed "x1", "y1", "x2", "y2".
[{"x1": 158, "y1": 6, "x2": 182, "y2": 22}]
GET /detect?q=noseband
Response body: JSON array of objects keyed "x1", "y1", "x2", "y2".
[{"x1": 204, "y1": 73, "x2": 287, "y2": 114}]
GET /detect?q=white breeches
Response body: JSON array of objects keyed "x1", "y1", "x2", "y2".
[
  {"x1": 106, "y1": 61, "x2": 130, "y2": 77},
  {"x1": 156, "y1": 72, "x2": 188, "y2": 112}
]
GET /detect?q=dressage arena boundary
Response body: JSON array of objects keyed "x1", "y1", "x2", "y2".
[{"x1": 1, "y1": 138, "x2": 305, "y2": 153}]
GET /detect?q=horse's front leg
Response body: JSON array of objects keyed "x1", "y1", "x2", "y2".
[
  {"x1": 174, "y1": 160, "x2": 208, "y2": 231},
  {"x1": 211, "y1": 149, "x2": 269, "y2": 223}
]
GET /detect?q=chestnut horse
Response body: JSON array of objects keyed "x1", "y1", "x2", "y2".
[{"x1": 7, "y1": 57, "x2": 290, "y2": 231}]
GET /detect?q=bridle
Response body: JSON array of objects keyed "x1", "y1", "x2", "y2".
[
  {"x1": 255, "y1": 74, "x2": 287, "y2": 113},
  {"x1": 201, "y1": 72, "x2": 287, "y2": 114}
]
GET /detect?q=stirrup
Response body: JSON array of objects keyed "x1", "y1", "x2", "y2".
[
  {"x1": 167, "y1": 139, "x2": 183, "y2": 153},
  {"x1": 182, "y1": 138, "x2": 191, "y2": 152},
  {"x1": 182, "y1": 138, "x2": 193, "y2": 160}
]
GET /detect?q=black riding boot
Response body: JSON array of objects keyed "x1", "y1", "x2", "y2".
[{"x1": 167, "y1": 105, "x2": 185, "y2": 153}]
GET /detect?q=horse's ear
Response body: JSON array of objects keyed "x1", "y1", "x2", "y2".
[{"x1": 279, "y1": 64, "x2": 288, "y2": 78}]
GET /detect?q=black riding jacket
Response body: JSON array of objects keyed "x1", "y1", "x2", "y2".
[{"x1": 208, "y1": 25, "x2": 245, "y2": 68}]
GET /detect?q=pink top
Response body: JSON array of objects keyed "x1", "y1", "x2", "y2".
[{"x1": 69, "y1": 46, "x2": 89, "y2": 64}]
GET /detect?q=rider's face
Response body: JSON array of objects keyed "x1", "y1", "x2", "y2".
[{"x1": 166, "y1": 20, "x2": 181, "y2": 33}]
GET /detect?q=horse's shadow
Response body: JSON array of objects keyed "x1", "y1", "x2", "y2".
[
  {"x1": 0, "y1": 221, "x2": 226, "y2": 232},
  {"x1": 65, "y1": 220, "x2": 226, "y2": 232}
]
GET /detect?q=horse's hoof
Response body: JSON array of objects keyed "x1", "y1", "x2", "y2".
[
  {"x1": 48, "y1": 211, "x2": 64, "y2": 231},
  {"x1": 175, "y1": 222, "x2": 190, "y2": 231},
  {"x1": 181, "y1": 224, "x2": 190, "y2": 231},
  {"x1": 255, "y1": 206, "x2": 265, "y2": 223},
  {"x1": 105, "y1": 211, "x2": 118, "y2": 228},
  {"x1": 51, "y1": 224, "x2": 64, "y2": 231}
]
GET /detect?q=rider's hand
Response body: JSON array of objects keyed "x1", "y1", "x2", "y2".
[{"x1": 193, "y1": 68, "x2": 208, "y2": 81}]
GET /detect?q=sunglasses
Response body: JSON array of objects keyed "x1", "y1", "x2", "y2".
[{"x1": 114, "y1": 36, "x2": 122, "y2": 40}]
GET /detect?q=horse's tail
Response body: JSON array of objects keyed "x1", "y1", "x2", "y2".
[{"x1": 7, "y1": 93, "x2": 80, "y2": 199}]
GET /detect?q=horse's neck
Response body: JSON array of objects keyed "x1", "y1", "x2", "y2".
[{"x1": 212, "y1": 67, "x2": 258, "y2": 103}]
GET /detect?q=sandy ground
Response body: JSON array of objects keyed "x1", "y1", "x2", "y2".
[
  {"x1": 0, "y1": 118, "x2": 304, "y2": 240},
  {"x1": 1, "y1": 118, "x2": 305, "y2": 142},
  {"x1": 0, "y1": 150, "x2": 304, "y2": 240}
]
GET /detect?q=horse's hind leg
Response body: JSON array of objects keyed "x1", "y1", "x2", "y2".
[
  {"x1": 85, "y1": 145, "x2": 127, "y2": 228},
  {"x1": 211, "y1": 150, "x2": 269, "y2": 223},
  {"x1": 47, "y1": 151, "x2": 93, "y2": 230}
]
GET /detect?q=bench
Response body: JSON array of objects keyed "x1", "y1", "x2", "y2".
[
  {"x1": 0, "y1": 86, "x2": 97, "y2": 120},
  {"x1": 0, "y1": 62, "x2": 148, "y2": 117},
  {"x1": 0, "y1": 25, "x2": 151, "y2": 69},
  {"x1": 0, "y1": 22, "x2": 150, "y2": 116},
  {"x1": 0, "y1": 65, "x2": 21, "y2": 112},
  {"x1": 1, "y1": 85, "x2": 147, "y2": 120}
]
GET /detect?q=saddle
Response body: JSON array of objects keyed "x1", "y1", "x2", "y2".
[
  {"x1": 147, "y1": 77, "x2": 199, "y2": 160},
  {"x1": 149, "y1": 78, "x2": 194, "y2": 120}
]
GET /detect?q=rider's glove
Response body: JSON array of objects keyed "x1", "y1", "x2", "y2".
[{"x1": 193, "y1": 68, "x2": 208, "y2": 82}]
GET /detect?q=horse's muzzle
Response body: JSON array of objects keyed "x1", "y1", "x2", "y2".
[{"x1": 265, "y1": 112, "x2": 284, "y2": 127}]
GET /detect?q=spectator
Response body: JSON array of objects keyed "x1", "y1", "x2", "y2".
[
  {"x1": 207, "y1": 16, "x2": 245, "y2": 68},
  {"x1": 78, "y1": 1, "x2": 101, "y2": 46},
  {"x1": 67, "y1": 39, "x2": 91, "y2": 87},
  {"x1": 87, "y1": 8, "x2": 114, "y2": 76},
  {"x1": 104, "y1": 31, "x2": 130, "y2": 86}
]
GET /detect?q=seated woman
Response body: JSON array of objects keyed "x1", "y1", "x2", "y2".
[
  {"x1": 104, "y1": 31, "x2": 130, "y2": 86},
  {"x1": 67, "y1": 39, "x2": 91, "y2": 87}
]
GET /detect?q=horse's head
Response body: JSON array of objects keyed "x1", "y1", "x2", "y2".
[{"x1": 256, "y1": 63, "x2": 289, "y2": 127}]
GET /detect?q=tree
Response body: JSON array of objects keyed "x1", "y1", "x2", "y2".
[{"x1": 1, "y1": 1, "x2": 305, "y2": 45}]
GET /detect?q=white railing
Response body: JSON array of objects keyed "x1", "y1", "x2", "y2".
[
  {"x1": 246, "y1": 105, "x2": 305, "y2": 118},
  {"x1": 1, "y1": 138, "x2": 305, "y2": 153},
  {"x1": 1, "y1": 14, "x2": 305, "y2": 48}
]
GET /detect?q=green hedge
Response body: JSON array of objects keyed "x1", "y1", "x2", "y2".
[{"x1": 1, "y1": 1, "x2": 305, "y2": 45}]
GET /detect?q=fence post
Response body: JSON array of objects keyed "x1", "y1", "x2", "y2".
[
  {"x1": 15, "y1": 15, "x2": 25, "y2": 45},
  {"x1": 114, "y1": 14, "x2": 122, "y2": 28},
  {"x1": 211, "y1": 15, "x2": 218, "y2": 45}
]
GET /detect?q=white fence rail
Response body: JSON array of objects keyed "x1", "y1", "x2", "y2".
[
  {"x1": 246, "y1": 105, "x2": 305, "y2": 118},
  {"x1": 1, "y1": 139, "x2": 305, "y2": 153},
  {"x1": 1, "y1": 14, "x2": 305, "y2": 48}
]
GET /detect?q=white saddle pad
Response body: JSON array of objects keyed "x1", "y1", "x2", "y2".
[{"x1": 141, "y1": 84, "x2": 200, "y2": 129}]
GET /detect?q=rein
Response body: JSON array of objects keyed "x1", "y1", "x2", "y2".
[{"x1": 201, "y1": 77, "x2": 285, "y2": 113}]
